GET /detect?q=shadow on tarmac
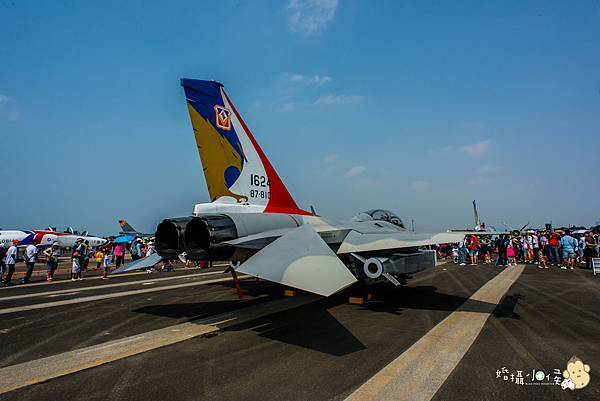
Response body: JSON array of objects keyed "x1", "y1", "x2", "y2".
[
  {"x1": 131, "y1": 279, "x2": 518, "y2": 357},
  {"x1": 356, "y1": 284, "x2": 518, "y2": 317}
]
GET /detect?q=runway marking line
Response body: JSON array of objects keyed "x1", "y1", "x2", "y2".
[
  {"x1": 0, "y1": 271, "x2": 224, "y2": 302},
  {"x1": 1, "y1": 264, "x2": 229, "y2": 289},
  {"x1": 0, "y1": 275, "x2": 249, "y2": 316},
  {"x1": 0, "y1": 295, "x2": 319, "y2": 394},
  {"x1": 345, "y1": 265, "x2": 525, "y2": 401}
]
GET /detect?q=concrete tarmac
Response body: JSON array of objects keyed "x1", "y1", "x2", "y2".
[{"x1": 0, "y1": 261, "x2": 597, "y2": 401}]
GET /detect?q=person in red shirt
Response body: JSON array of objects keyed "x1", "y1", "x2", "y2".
[
  {"x1": 548, "y1": 231, "x2": 560, "y2": 265},
  {"x1": 469, "y1": 235, "x2": 480, "y2": 265}
]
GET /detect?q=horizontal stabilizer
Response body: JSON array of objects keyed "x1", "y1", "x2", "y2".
[
  {"x1": 225, "y1": 228, "x2": 294, "y2": 249},
  {"x1": 235, "y1": 224, "x2": 357, "y2": 297},
  {"x1": 337, "y1": 231, "x2": 466, "y2": 254},
  {"x1": 112, "y1": 253, "x2": 163, "y2": 274}
]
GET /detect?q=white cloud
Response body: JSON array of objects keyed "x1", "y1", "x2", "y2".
[
  {"x1": 345, "y1": 165, "x2": 366, "y2": 178},
  {"x1": 287, "y1": 0, "x2": 338, "y2": 36},
  {"x1": 281, "y1": 102, "x2": 295, "y2": 112},
  {"x1": 411, "y1": 180, "x2": 431, "y2": 191},
  {"x1": 314, "y1": 94, "x2": 364, "y2": 105},
  {"x1": 0, "y1": 95, "x2": 10, "y2": 103},
  {"x1": 285, "y1": 73, "x2": 332, "y2": 86},
  {"x1": 324, "y1": 153, "x2": 339, "y2": 163},
  {"x1": 459, "y1": 139, "x2": 491, "y2": 157}
]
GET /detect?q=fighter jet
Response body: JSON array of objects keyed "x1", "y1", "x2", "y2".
[{"x1": 120, "y1": 79, "x2": 464, "y2": 297}]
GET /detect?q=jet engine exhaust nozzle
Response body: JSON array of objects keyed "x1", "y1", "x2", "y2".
[
  {"x1": 183, "y1": 215, "x2": 238, "y2": 261},
  {"x1": 155, "y1": 217, "x2": 193, "y2": 260}
]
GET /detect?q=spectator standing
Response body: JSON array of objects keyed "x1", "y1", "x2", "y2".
[
  {"x1": 539, "y1": 232, "x2": 548, "y2": 261},
  {"x1": 133, "y1": 238, "x2": 143, "y2": 261},
  {"x1": 510, "y1": 235, "x2": 521, "y2": 265},
  {"x1": 114, "y1": 243, "x2": 125, "y2": 269},
  {"x1": 457, "y1": 239, "x2": 467, "y2": 266},
  {"x1": 577, "y1": 235, "x2": 585, "y2": 264},
  {"x1": 480, "y1": 236, "x2": 491, "y2": 264},
  {"x1": 102, "y1": 251, "x2": 112, "y2": 279},
  {"x1": 523, "y1": 235, "x2": 533, "y2": 264},
  {"x1": 584, "y1": 231, "x2": 597, "y2": 269},
  {"x1": 82, "y1": 240, "x2": 90, "y2": 272},
  {"x1": 44, "y1": 242, "x2": 61, "y2": 281},
  {"x1": 559, "y1": 230, "x2": 578, "y2": 270},
  {"x1": 495, "y1": 235, "x2": 508, "y2": 267},
  {"x1": 145, "y1": 241, "x2": 155, "y2": 257},
  {"x1": 531, "y1": 233, "x2": 540, "y2": 264},
  {"x1": 2, "y1": 240, "x2": 19, "y2": 286},
  {"x1": 548, "y1": 231, "x2": 560, "y2": 266},
  {"x1": 469, "y1": 235, "x2": 479, "y2": 266},
  {"x1": 130, "y1": 240, "x2": 139, "y2": 261},
  {"x1": 75, "y1": 240, "x2": 89, "y2": 272},
  {"x1": 95, "y1": 249, "x2": 104, "y2": 270},
  {"x1": 71, "y1": 249, "x2": 81, "y2": 281},
  {"x1": 0, "y1": 243, "x2": 6, "y2": 282},
  {"x1": 538, "y1": 247, "x2": 548, "y2": 268},
  {"x1": 506, "y1": 240, "x2": 517, "y2": 266},
  {"x1": 22, "y1": 242, "x2": 38, "y2": 283}
]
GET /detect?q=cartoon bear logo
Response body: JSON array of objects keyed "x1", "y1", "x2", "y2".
[{"x1": 561, "y1": 356, "x2": 591, "y2": 390}]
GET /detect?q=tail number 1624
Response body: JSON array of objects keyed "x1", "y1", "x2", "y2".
[{"x1": 250, "y1": 174, "x2": 270, "y2": 188}]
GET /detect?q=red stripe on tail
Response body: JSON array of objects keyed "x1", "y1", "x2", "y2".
[{"x1": 223, "y1": 91, "x2": 313, "y2": 216}]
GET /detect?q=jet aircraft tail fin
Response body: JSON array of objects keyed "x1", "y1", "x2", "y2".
[
  {"x1": 119, "y1": 219, "x2": 137, "y2": 233},
  {"x1": 180, "y1": 79, "x2": 312, "y2": 215}
]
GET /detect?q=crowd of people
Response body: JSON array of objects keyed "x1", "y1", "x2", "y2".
[
  {"x1": 444, "y1": 229, "x2": 599, "y2": 270},
  {"x1": 0, "y1": 237, "x2": 157, "y2": 286}
]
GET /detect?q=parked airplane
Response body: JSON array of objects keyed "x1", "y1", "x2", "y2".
[
  {"x1": 118, "y1": 79, "x2": 464, "y2": 297},
  {"x1": 0, "y1": 229, "x2": 107, "y2": 249},
  {"x1": 447, "y1": 200, "x2": 508, "y2": 235}
]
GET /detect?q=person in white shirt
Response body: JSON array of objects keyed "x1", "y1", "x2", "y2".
[
  {"x1": 2, "y1": 240, "x2": 19, "y2": 286},
  {"x1": 22, "y1": 243, "x2": 38, "y2": 284},
  {"x1": 531, "y1": 233, "x2": 540, "y2": 264}
]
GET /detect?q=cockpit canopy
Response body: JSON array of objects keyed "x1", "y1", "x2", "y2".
[{"x1": 353, "y1": 209, "x2": 405, "y2": 229}]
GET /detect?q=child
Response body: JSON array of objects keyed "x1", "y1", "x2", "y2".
[
  {"x1": 506, "y1": 243, "x2": 517, "y2": 267},
  {"x1": 452, "y1": 246, "x2": 459, "y2": 264},
  {"x1": 95, "y1": 249, "x2": 104, "y2": 270},
  {"x1": 538, "y1": 249, "x2": 548, "y2": 269},
  {"x1": 71, "y1": 251, "x2": 81, "y2": 281},
  {"x1": 102, "y1": 252, "x2": 112, "y2": 279}
]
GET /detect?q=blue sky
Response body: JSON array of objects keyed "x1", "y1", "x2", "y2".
[{"x1": 1, "y1": 0, "x2": 599, "y2": 235}]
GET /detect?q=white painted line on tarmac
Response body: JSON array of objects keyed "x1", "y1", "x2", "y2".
[
  {"x1": 345, "y1": 265, "x2": 525, "y2": 401},
  {"x1": 46, "y1": 292, "x2": 80, "y2": 298},
  {"x1": 0, "y1": 271, "x2": 224, "y2": 301},
  {"x1": 0, "y1": 275, "x2": 249, "y2": 316},
  {"x1": 0, "y1": 264, "x2": 229, "y2": 290},
  {"x1": 0, "y1": 294, "x2": 319, "y2": 394}
]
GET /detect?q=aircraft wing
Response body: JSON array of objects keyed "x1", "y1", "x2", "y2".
[
  {"x1": 235, "y1": 224, "x2": 357, "y2": 297},
  {"x1": 336, "y1": 231, "x2": 466, "y2": 254},
  {"x1": 112, "y1": 253, "x2": 163, "y2": 274}
]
